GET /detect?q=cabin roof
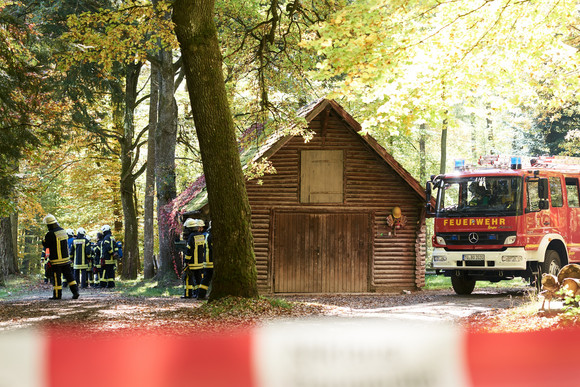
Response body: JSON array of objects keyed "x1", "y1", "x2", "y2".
[{"x1": 174, "y1": 98, "x2": 426, "y2": 214}]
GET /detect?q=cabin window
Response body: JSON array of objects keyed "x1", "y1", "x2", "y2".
[
  {"x1": 300, "y1": 150, "x2": 344, "y2": 203},
  {"x1": 566, "y1": 177, "x2": 580, "y2": 208},
  {"x1": 549, "y1": 177, "x2": 563, "y2": 208}
]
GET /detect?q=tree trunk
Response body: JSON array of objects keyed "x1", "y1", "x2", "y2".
[
  {"x1": 5, "y1": 212, "x2": 18, "y2": 274},
  {"x1": 419, "y1": 123, "x2": 426, "y2": 184},
  {"x1": 144, "y1": 60, "x2": 159, "y2": 280},
  {"x1": 440, "y1": 114, "x2": 448, "y2": 175},
  {"x1": 120, "y1": 63, "x2": 143, "y2": 280},
  {"x1": 0, "y1": 216, "x2": 14, "y2": 283},
  {"x1": 155, "y1": 44, "x2": 179, "y2": 284},
  {"x1": 173, "y1": 0, "x2": 258, "y2": 299}
]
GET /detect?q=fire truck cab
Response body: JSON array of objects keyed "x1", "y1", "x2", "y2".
[{"x1": 427, "y1": 156, "x2": 580, "y2": 295}]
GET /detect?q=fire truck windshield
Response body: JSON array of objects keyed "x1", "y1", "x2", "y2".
[{"x1": 436, "y1": 176, "x2": 523, "y2": 216}]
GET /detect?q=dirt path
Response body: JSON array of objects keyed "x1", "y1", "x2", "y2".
[
  {"x1": 0, "y1": 282, "x2": 537, "y2": 332},
  {"x1": 285, "y1": 286, "x2": 533, "y2": 322}
]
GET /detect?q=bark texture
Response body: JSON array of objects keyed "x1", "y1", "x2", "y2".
[
  {"x1": 144, "y1": 60, "x2": 159, "y2": 280},
  {"x1": 119, "y1": 63, "x2": 143, "y2": 280},
  {"x1": 173, "y1": 0, "x2": 258, "y2": 299},
  {"x1": 155, "y1": 45, "x2": 179, "y2": 284},
  {"x1": 0, "y1": 216, "x2": 14, "y2": 284}
]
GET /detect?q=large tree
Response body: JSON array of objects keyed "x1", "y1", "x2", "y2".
[
  {"x1": 173, "y1": 0, "x2": 258, "y2": 299},
  {"x1": 306, "y1": 0, "x2": 578, "y2": 171}
]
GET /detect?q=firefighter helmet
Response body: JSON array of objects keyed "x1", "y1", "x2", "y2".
[
  {"x1": 77, "y1": 227, "x2": 86, "y2": 235},
  {"x1": 43, "y1": 214, "x2": 57, "y2": 225},
  {"x1": 392, "y1": 207, "x2": 402, "y2": 218},
  {"x1": 183, "y1": 218, "x2": 196, "y2": 228},
  {"x1": 66, "y1": 228, "x2": 74, "y2": 236},
  {"x1": 101, "y1": 225, "x2": 111, "y2": 232},
  {"x1": 194, "y1": 219, "x2": 205, "y2": 227}
]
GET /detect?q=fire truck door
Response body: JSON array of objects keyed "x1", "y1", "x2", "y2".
[
  {"x1": 524, "y1": 178, "x2": 551, "y2": 246},
  {"x1": 548, "y1": 176, "x2": 565, "y2": 236},
  {"x1": 565, "y1": 177, "x2": 580, "y2": 263}
]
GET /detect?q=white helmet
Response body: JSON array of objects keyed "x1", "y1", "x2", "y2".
[
  {"x1": 183, "y1": 218, "x2": 196, "y2": 228},
  {"x1": 66, "y1": 228, "x2": 74, "y2": 236},
  {"x1": 101, "y1": 225, "x2": 111, "y2": 232},
  {"x1": 184, "y1": 218, "x2": 205, "y2": 228},
  {"x1": 43, "y1": 214, "x2": 57, "y2": 225},
  {"x1": 77, "y1": 227, "x2": 86, "y2": 235}
]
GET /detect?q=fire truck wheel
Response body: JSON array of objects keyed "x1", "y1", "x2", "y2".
[
  {"x1": 451, "y1": 276, "x2": 476, "y2": 295},
  {"x1": 542, "y1": 249, "x2": 561, "y2": 276}
]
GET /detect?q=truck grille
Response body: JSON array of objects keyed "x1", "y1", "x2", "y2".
[{"x1": 438, "y1": 232, "x2": 515, "y2": 246}]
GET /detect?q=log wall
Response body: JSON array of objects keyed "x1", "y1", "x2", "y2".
[{"x1": 245, "y1": 110, "x2": 426, "y2": 292}]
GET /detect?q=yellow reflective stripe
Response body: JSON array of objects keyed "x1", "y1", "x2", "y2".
[
  {"x1": 54, "y1": 286, "x2": 62, "y2": 290},
  {"x1": 199, "y1": 285, "x2": 209, "y2": 290},
  {"x1": 204, "y1": 263, "x2": 214, "y2": 269},
  {"x1": 105, "y1": 259, "x2": 115, "y2": 264},
  {"x1": 50, "y1": 258, "x2": 69, "y2": 265},
  {"x1": 188, "y1": 264, "x2": 203, "y2": 270},
  {"x1": 68, "y1": 281, "x2": 77, "y2": 286}
]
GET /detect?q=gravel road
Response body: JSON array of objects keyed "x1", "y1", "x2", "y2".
[
  {"x1": 0, "y1": 283, "x2": 536, "y2": 332},
  {"x1": 284, "y1": 285, "x2": 535, "y2": 323}
]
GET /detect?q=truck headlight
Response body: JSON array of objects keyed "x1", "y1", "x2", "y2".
[
  {"x1": 433, "y1": 256, "x2": 447, "y2": 262},
  {"x1": 435, "y1": 236, "x2": 446, "y2": 245},
  {"x1": 504, "y1": 235, "x2": 516, "y2": 245}
]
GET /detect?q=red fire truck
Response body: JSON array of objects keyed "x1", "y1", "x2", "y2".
[{"x1": 427, "y1": 156, "x2": 580, "y2": 295}]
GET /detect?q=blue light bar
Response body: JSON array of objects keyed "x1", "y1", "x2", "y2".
[
  {"x1": 454, "y1": 159, "x2": 465, "y2": 170},
  {"x1": 510, "y1": 157, "x2": 522, "y2": 169}
]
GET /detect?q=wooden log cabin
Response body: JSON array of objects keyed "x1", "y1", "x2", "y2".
[{"x1": 186, "y1": 99, "x2": 427, "y2": 293}]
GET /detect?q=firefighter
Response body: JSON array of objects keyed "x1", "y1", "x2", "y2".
[
  {"x1": 70, "y1": 227, "x2": 92, "y2": 289},
  {"x1": 86, "y1": 236, "x2": 95, "y2": 287},
  {"x1": 42, "y1": 214, "x2": 79, "y2": 300},
  {"x1": 100, "y1": 225, "x2": 116, "y2": 288},
  {"x1": 181, "y1": 218, "x2": 206, "y2": 299},
  {"x1": 40, "y1": 246, "x2": 49, "y2": 284},
  {"x1": 197, "y1": 221, "x2": 213, "y2": 300},
  {"x1": 92, "y1": 232, "x2": 104, "y2": 288}
]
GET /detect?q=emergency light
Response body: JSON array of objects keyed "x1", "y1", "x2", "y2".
[
  {"x1": 510, "y1": 157, "x2": 522, "y2": 169},
  {"x1": 454, "y1": 159, "x2": 465, "y2": 170}
]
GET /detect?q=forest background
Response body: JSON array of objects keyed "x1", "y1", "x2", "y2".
[{"x1": 1, "y1": 0, "x2": 580, "y2": 290}]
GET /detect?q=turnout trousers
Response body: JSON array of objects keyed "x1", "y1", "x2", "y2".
[
  {"x1": 197, "y1": 268, "x2": 213, "y2": 300},
  {"x1": 183, "y1": 269, "x2": 202, "y2": 298},
  {"x1": 74, "y1": 268, "x2": 89, "y2": 288},
  {"x1": 50, "y1": 263, "x2": 79, "y2": 299},
  {"x1": 101, "y1": 264, "x2": 116, "y2": 288}
]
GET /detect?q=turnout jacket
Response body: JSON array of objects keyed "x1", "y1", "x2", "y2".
[
  {"x1": 204, "y1": 231, "x2": 213, "y2": 269},
  {"x1": 42, "y1": 225, "x2": 70, "y2": 265},
  {"x1": 71, "y1": 236, "x2": 92, "y2": 269},
  {"x1": 185, "y1": 231, "x2": 206, "y2": 270},
  {"x1": 101, "y1": 231, "x2": 116, "y2": 265}
]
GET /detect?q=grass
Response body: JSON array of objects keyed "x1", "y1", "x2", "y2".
[
  {"x1": 424, "y1": 274, "x2": 529, "y2": 290},
  {"x1": 197, "y1": 296, "x2": 294, "y2": 318},
  {"x1": 114, "y1": 276, "x2": 183, "y2": 297},
  {"x1": 0, "y1": 274, "x2": 46, "y2": 299}
]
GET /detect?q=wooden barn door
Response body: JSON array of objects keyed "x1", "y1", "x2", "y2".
[{"x1": 273, "y1": 212, "x2": 370, "y2": 293}]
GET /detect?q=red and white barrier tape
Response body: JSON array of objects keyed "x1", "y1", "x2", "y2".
[{"x1": 0, "y1": 320, "x2": 574, "y2": 387}]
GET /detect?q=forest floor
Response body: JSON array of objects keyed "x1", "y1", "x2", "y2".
[{"x1": 0, "y1": 276, "x2": 577, "y2": 334}]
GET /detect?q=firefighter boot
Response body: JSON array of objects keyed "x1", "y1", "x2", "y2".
[
  {"x1": 49, "y1": 288, "x2": 61, "y2": 300},
  {"x1": 197, "y1": 287, "x2": 207, "y2": 300},
  {"x1": 71, "y1": 284, "x2": 80, "y2": 299}
]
